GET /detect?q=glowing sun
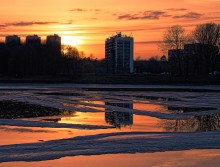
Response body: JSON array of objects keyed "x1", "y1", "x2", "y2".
[{"x1": 61, "y1": 36, "x2": 83, "y2": 47}]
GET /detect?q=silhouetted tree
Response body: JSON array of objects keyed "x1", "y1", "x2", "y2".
[
  {"x1": 134, "y1": 56, "x2": 169, "y2": 74},
  {"x1": 160, "y1": 114, "x2": 220, "y2": 132},
  {"x1": 192, "y1": 23, "x2": 220, "y2": 74},
  {"x1": 61, "y1": 45, "x2": 81, "y2": 75},
  {"x1": 193, "y1": 23, "x2": 220, "y2": 47},
  {"x1": 160, "y1": 55, "x2": 167, "y2": 62},
  {"x1": 160, "y1": 25, "x2": 186, "y2": 75}
]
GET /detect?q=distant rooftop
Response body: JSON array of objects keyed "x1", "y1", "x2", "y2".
[{"x1": 106, "y1": 32, "x2": 133, "y2": 41}]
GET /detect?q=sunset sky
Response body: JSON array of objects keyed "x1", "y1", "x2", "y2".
[{"x1": 0, "y1": 0, "x2": 220, "y2": 59}]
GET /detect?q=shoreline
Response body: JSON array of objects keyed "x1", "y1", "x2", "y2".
[{"x1": 0, "y1": 74, "x2": 220, "y2": 85}]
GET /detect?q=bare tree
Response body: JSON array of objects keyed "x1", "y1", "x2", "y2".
[
  {"x1": 192, "y1": 23, "x2": 220, "y2": 74},
  {"x1": 160, "y1": 25, "x2": 186, "y2": 75},
  {"x1": 193, "y1": 23, "x2": 220, "y2": 46}
]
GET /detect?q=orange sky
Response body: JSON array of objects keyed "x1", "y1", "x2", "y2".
[{"x1": 0, "y1": 0, "x2": 220, "y2": 59}]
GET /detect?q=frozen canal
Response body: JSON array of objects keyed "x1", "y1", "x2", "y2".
[{"x1": 0, "y1": 84, "x2": 220, "y2": 166}]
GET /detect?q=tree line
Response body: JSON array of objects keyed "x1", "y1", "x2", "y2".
[
  {"x1": 0, "y1": 22, "x2": 220, "y2": 78},
  {"x1": 135, "y1": 23, "x2": 220, "y2": 76},
  {"x1": 0, "y1": 43, "x2": 104, "y2": 77},
  {"x1": 160, "y1": 23, "x2": 220, "y2": 76}
]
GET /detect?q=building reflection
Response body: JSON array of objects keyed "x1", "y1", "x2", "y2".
[
  {"x1": 160, "y1": 114, "x2": 220, "y2": 132},
  {"x1": 105, "y1": 102, "x2": 133, "y2": 128}
]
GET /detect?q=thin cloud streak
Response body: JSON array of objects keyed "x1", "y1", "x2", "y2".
[
  {"x1": 173, "y1": 12, "x2": 203, "y2": 19},
  {"x1": 118, "y1": 10, "x2": 168, "y2": 20},
  {"x1": 70, "y1": 8, "x2": 102, "y2": 12},
  {"x1": 166, "y1": 8, "x2": 188, "y2": 11},
  {"x1": 0, "y1": 21, "x2": 58, "y2": 29},
  {"x1": 117, "y1": 11, "x2": 203, "y2": 20}
]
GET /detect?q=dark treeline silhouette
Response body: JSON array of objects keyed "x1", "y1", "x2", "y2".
[
  {"x1": 135, "y1": 23, "x2": 220, "y2": 77},
  {"x1": 0, "y1": 39, "x2": 105, "y2": 77},
  {"x1": 134, "y1": 56, "x2": 169, "y2": 74},
  {"x1": 161, "y1": 23, "x2": 220, "y2": 77},
  {"x1": 61, "y1": 45, "x2": 106, "y2": 75},
  {"x1": 0, "y1": 23, "x2": 220, "y2": 80}
]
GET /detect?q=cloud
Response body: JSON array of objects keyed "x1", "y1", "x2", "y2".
[
  {"x1": 70, "y1": 8, "x2": 102, "y2": 12},
  {"x1": 173, "y1": 12, "x2": 203, "y2": 19},
  {"x1": 94, "y1": 9, "x2": 102, "y2": 12},
  {"x1": 9, "y1": 21, "x2": 58, "y2": 26},
  {"x1": 117, "y1": 10, "x2": 203, "y2": 21},
  {"x1": 136, "y1": 41, "x2": 163, "y2": 44},
  {"x1": 118, "y1": 10, "x2": 168, "y2": 20},
  {"x1": 0, "y1": 24, "x2": 6, "y2": 29},
  {"x1": 118, "y1": 14, "x2": 134, "y2": 20},
  {"x1": 63, "y1": 20, "x2": 74, "y2": 24},
  {"x1": 84, "y1": 18, "x2": 98, "y2": 20},
  {"x1": 70, "y1": 8, "x2": 87, "y2": 12},
  {"x1": 0, "y1": 21, "x2": 58, "y2": 29},
  {"x1": 166, "y1": 8, "x2": 187, "y2": 11}
]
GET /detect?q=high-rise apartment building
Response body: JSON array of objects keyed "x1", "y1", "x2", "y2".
[
  {"x1": 105, "y1": 32, "x2": 134, "y2": 73},
  {"x1": 46, "y1": 34, "x2": 61, "y2": 55},
  {"x1": 5, "y1": 35, "x2": 21, "y2": 46},
  {"x1": 46, "y1": 34, "x2": 61, "y2": 47},
  {"x1": 26, "y1": 35, "x2": 41, "y2": 46}
]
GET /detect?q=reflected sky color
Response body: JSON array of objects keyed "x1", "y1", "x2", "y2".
[
  {"x1": 134, "y1": 103, "x2": 168, "y2": 113},
  {"x1": 0, "y1": 101, "x2": 167, "y2": 146},
  {"x1": 1, "y1": 149, "x2": 220, "y2": 167},
  {"x1": 0, "y1": 0, "x2": 220, "y2": 58},
  {"x1": 0, "y1": 86, "x2": 220, "y2": 165}
]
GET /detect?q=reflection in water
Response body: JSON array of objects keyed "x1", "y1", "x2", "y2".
[
  {"x1": 105, "y1": 102, "x2": 133, "y2": 128},
  {"x1": 3, "y1": 149, "x2": 220, "y2": 167},
  {"x1": 42, "y1": 118, "x2": 61, "y2": 123},
  {"x1": 168, "y1": 106, "x2": 217, "y2": 113},
  {"x1": 133, "y1": 103, "x2": 168, "y2": 113},
  {"x1": 38, "y1": 92, "x2": 86, "y2": 97},
  {"x1": 135, "y1": 95, "x2": 181, "y2": 102},
  {"x1": 1, "y1": 149, "x2": 220, "y2": 167},
  {"x1": 160, "y1": 114, "x2": 220, "y2": 132}
]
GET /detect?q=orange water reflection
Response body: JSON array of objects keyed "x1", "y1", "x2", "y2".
[
  {"x1": 1, "y1": 149, "x2": 220, "y2": 167},
  {"x1": 0, "y1": 126, "x2": 74, "y2": 146},
  {"x1": 134, "y1": 103, "x2": 168, "y2": 113},
  {"x1": 58, "y1": 112, "x2": 105, "y2": 125},
  {"x1": 58, "y1": 111, "x2": 163, "y2": 132},
  {"x1": 0, "y1": 102, "x2": 176, "y2": 146},
  {"x1": 0, "y1": 113, "x2": 163, "y2": 146}
]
